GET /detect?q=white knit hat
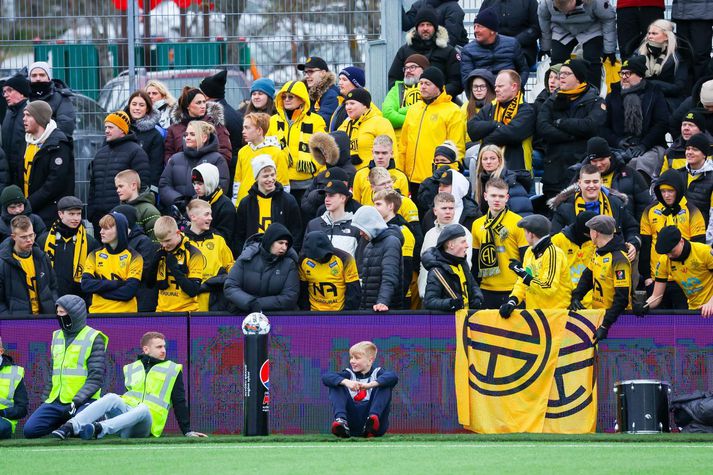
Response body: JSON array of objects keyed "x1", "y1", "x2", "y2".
[
  {"x1": 29, "y1": 61, "x2": 52, "y2": 80},
  {"x1": 252, "y1": 155, "x2": 276, "y2": 179}
]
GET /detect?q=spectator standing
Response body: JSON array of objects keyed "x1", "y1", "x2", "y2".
[
  {"x1": 27, "y1": 61, "x2": 76, "y2": 137},
  {"x1": 0, "y1": 185, "x2": 46, "y2": 242},
  {"x1": 304, "y1": 180, "x2": 359, "y2": 257},
  {"x1": 144, "y1": 80, "x2": 176, "y2": 130},
  {"x1": 200, "y1": 69, "x2": 244, "y2": 156},
  {"x1": 298, "y1": 57, "x2": 340, "y2": 126},
  {"x1": 402, "y1": 0, "x2": 468, "y2": 47},
  {"x1": 472, "y1": 145, "x2": 533, "y2": 217},
  {"x1": 115, "y1": 169, "x2": 161, "y2": 241},
  {"x1": 616, "y1": 0, "x2": 664, "y2": 59},
  {"x1": 125, "y1": 90, "x2": 164, "y2": 192},
  {"x1": 480, "y1": 0, "x2": 541, "y2": 66},
  {"x1": 382, "y1": 54, "x2": 429, "y2": 138},
  {"x1": 671, "y1": 0, "x2": 713, "y2": 80},
  {"x1": 2, "y1": 74, "x2": 30, "y2": 182}
]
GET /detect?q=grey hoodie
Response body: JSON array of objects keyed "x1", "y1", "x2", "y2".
[{"x1": 351, "y1": 206, "x2": 388, "y2": 240}]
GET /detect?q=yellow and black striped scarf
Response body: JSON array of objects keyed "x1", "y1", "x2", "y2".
[
  {"x1": 557, "y1": 82, "x2": 588, "y2": 100},
  {"x1": 492, "y1": 91, "x2": 523, "y2": 125},
  {"x1": 573, "y1": 191, "x2": 613, "y2": 217},
  {"x1": 43, "y1": 223, "x2": 88, "y2": 283},
  {"x1": 478, "y1": 209, "x2": 508, "y2": 278}
]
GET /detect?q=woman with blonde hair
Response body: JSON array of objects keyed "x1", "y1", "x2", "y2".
[
  {"x1": 635, "y1": 19, "x2": 690, "y2": 111},
  {"x1": 144, "y1": 80, "x2": 176, "y2": 129},
  {"x1": 473, "y1": 145, "x2": 532, "y2": 217}
]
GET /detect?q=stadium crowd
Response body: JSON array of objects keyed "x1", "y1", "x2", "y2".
[{"x1": 3, "y1": 0, "x2": 713, "y2": 438}]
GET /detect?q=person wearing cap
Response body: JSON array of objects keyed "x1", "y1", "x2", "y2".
[
  {"x1": 462, "y1": 69, "x2": 496, "y2": 122},
  {"x1": 89, "y1": 110, "x2": 149, "y2": 230},
  {"x1": 677, "y1": 133, "x2": 713, "y2": 226},
  {"x1": 400, "y1": 66, "x2": 465, "y2": 194},
  {"x1": 570, "y1": 215, "x2": 632, "y2": 343},
  {"x1": 471, "y1": 177, "x2": 528, "y2": 309},
  {"x1": 338, "y1": 88, "x2": 397, "y2": 171},
  {"x1": 0, "y1": 336, "x2": 29, "y2": 439},
  {"x1": 38, "y1": 195, "x2": 100, "y2": 301},
  {"x1": 0, "y1": 185, "x2": 46, "y2": 242},
  {"x1": 642, "y1": 226, "x2": 713, "y2": 315},
  {"x1": 2, "y1": 74, "x2": 30, "y2": 177},
  {"x1": 27, "y1": 60, "x2": 76, "y2": 136},
  {"x1": 661, "y1": 110, "x2": 713, "y2": 175},
  {"x1": 234, "y1": 112, "x2": 289, "y2": 205},
  {"x1": 422, "y1": 167, "x2": 479, "y2": 233},
  {"x1": 538, "y1": 0, "x2": 616, "y2": 86},
  {"x1": 192, "y1": 162, "x2": 236, "y2": 245},
  {"x1": 402, "y1": 0, "x2": 468, "y2": 48},
  {"x1": 479, "y1": 0, "x2": 541, "y2": 67},
  {"x1": 235, "y1": 155, "x2": 302, "y2": 253},
  {"x1": 551, "y1": 210, "x2": 597, "y2": 308},
  {"x1": 200, "y1": 69, "x2": 244, "y2": 155},
  {"x1": 184, "y1": 199, "x2": 234, "y2": 311},
  {"x1": 600, "y1": 56, "x2": 668, "y2": 180},
  {"x1": 304, "y1": 179, "x2": 359, "y2": 257},
  {"x1": 81, "y1": 212, "x2": 143, "y2": 314},
  {"x1": 640, "y1": 171, "x2": 706, "y2": 309},
  {"x1": 537, "y1": 59, "x2": 606, "y2": 198},
  {"x1": 580, "y1": 136, "x2": 651, "y2": 221},
  {"x1": 461, "y1": 8, "x2": 530, "y2": 88},
  {"x1": 352, "y1": 135, "x2": 409, "y2": 207},
  {"x1": 239, "y1": 78, "x2": 276, "y2": 116},
  {"x1": 298, "y1": 230, "x2": 361, "y2": 311},
  {"x1": 382, "y1": 54, "x2": 429, "y2": 137},
  {"x1": 468, "y1": 69, "x2": 535, "y2": 173},
  {"x1": 423, "y1": 223, "x2": 483, "y2": 311},
  {"x1": 0, "y1": 214, "x2": 57, "y2": 315},
  {"x1": 499, "y1": 214, "x2": 571, "y2": 317},
  {"x1": 225, "y1": 222, "x2": 299, "y2": 313},
  {"x1": 351, "y1": 206, "x2": 404, "y2": 312},
  {"x1": 329, "y1": 66, "x2": 368, "y2": 132},
  {"x1": 387, "y1": 6, "x2": 462, "y2": 99},
  {"x1": 21, "y1": 99, "x2": 74, "y2": 227},
  {"x1": 268, "y1": 80, "x2": 327, "y2": 203},
  {"x1": 298, "y1": 56, "x2": 340, "y2": 126}
]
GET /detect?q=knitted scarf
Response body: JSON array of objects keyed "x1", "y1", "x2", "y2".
[
  {"x1": 492, "y1": 91, "x2": 523, "y2": 125},
  {"x1": 574, "y1": 191, "x2": 613, "y2": 217},
  {"x1": 43, "y1": 222, "x2": 88, "y2": 283},
  {"x1": 622, "y1": 80, "x2": 646, "y2": 137},
  {"x1": 645, "y1": 41, "x2": 667, "y2": 77},
  {"x1": 478, "y1": 208, "x2": 509, "y2": 278}
]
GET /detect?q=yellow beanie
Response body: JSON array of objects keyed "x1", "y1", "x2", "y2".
[{"x1": 105, "y1": 111, "x2": 131, "y2": 134}]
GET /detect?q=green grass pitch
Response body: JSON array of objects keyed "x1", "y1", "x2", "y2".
[{"x1": 3, "y1": 434, "x2": 713, "y2": 474}]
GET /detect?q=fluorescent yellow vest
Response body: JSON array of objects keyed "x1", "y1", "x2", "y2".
[
  {"x1": 0, "y1": 364, "x2": 25, "y2": 433},
  {"x1": 121, "y1": 360, "x2": 182, "y2": 437},
  {"x1": 46, "y1": 326, "x2": 108, "y2": 404}
]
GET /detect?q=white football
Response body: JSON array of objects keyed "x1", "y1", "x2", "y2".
[{"x1": 242, "y1": 312, "x2": 271, "y2": 335}]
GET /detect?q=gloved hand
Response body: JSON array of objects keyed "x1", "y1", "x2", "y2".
[
  {"x1": 499, "y1": 299, "x2": 517, "y2": 318},
  {"x1": 629, "y1": 144, "x2": 647, "y2": 157},
  {"x1": 633, "y1": 302, "x2": 649, "y2": 318},
  {"x1": 508, "y1": 259, "x2": 532, "y2": 285},
  {"x1": 472, "y1": 296, "x2": 483, "y2": 310},
  {"x1": 569, "y1": 298, "x2": 586, "y2": 311},
  {"x1": 449, "y1": 297, "x2": 465, "y2": 311},
  {"x1": 617, "y1": 138, "x2": 632, "y2": 149},
  {"x1": 67, "y1": 402, "x2": 77, "y2": 416},
  {"x1": 165, "y1": 253, "x2": 180, "y2": 272},
  {"x1": 351, "y1": 155, "x2": 363, "y2": 166},
  {"x1": 602, "y1": 53, "x2": 617, "y2": 65},
  {"x1": 593, "y1": 325, "x2": 609, "y2": 344},
  {"x1": 296, "y1": 158, "x2": 317, "y2": 175},
  {"x1": 538, "y1": 50, "x2": 550, "y2": 61}
]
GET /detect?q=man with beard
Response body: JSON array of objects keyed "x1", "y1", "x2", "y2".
[{"x1": 382, "y1": 54, "x2": 429, "y2": 138}]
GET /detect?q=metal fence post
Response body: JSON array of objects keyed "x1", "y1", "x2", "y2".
[{"x1": 127, "y1": 0, "x2": 137, "y2": 92}]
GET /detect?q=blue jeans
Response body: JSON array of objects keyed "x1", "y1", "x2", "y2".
[
  {"x1": 328, "y1": 385, "x2": 392, "y2": 436},
  {"x1": 23, "y1": 401, "x2": 91, "y2": 439},
  {"x1": 69, "y1": 393, "x2": 152, "y2": 439},
  {"x1": 0, "y1": 418, "x2": 12, "y2": 439}
]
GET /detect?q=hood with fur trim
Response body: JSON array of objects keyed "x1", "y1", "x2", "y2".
[
  {"x1": 131, "y1": 109, "x2": 161, "y2": 132},
  {"x1": 547, "y1": 184, "x2": 629, "y2": 210},
  {"x1": 406, "y1": 24, "x2": 449, "y2": 49},
  {"x1": 170, "y1": 100, "x2": 225, "y2": 127},
  {"x1": 304, "y1": 71, "x2": 337, "y2": 106},
  {"x1": 309, "y1": 132, "x2": 340, "y2": 166}
]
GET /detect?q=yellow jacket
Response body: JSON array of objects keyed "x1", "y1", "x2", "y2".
[
  {"x1": 233, "y1": 137, "x2": 290, "y2": 205},
  {"x1": 338, "y1": 107, "x2": 397, "y2": 171},
  {"x1": 268, "y1": 81, "x2": 327, "y2": 182},
  {"x1": 352, "y1": 164, "x2": 410, "y2": 205},
  {"x1": 400, "y1": 91, "x2": 465, "y2": 184},
  {"x1": 511, "y1": 237, "x2": 572, "y2": 309}
]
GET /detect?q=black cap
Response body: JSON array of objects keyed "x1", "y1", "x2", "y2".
[
  {"x1": 517, "y1": 214, "x2": 551, "y2": 238},
  {"x1": 321, "y1": 180, "x2": 351, "y2": 196},
  {"x1": 562, "y1": 59, "x2": 588, "y2": 83},
  {"x1": 621, "y1": 56, "x2": 647, "y2": 78},
  {"x1": 438, "y1": 168, "x2": 453, "y2": 185},
  {"x1": 420, "y1": 66, "x2": 445, "y2": 91},
  {"x1": 587, "y1": 137, "x2": 611, "y2": 159},
  {"x1": 298, "y1": 57, "x2": 329, "y2": 71},
  {"x1": 344, "y1": 88, "x2": 371, "y2": 107},
  {"x1": 322, "y1": 167, "x2": 349, "y2": 183},
  {"x1": 57, "y1": 196, "x2": 84, "y2": 211},
  {"x1": 655, "y1": 226, "x2": 682, "y2": 254},
  {"x1": 436, "y1": 224, "x2": 466, "y2": 248}
]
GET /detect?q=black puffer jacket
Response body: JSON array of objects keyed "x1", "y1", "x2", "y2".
[
  {"x1": 224, "y1": 223, "x2": 299, "y2": 312},
  {"x1": 0, "y1": 198, "x2": 47, "y2": 242},
  {"x1": 422, "y1": 246, "x2": 483, "y2": 311},
  {"x1": 0, "y1": 148, "x2": 9, "y2": 192},
  {"x1": 678, "y1": 162, "x2": 713, "y2": 225},
  {"x1": 88, "y1": 134, "x2": 150, "y2": 227},
  {"x1": 29, "y1": 79, "x2": 76, "y2": 137},
  {"x1": 0, "y1": 239, "x2": 57, "y2": 315},
  {"x1": 476, "y1": 168, "x2": 534, "y2": 217},
  {"x1": 480, "y1": 0, "x2": 541, "y2": 66},
  {"x1": 1, "y1": 98, "x2": 27, "y2": 179},
  {"x1": 130, "y1": 110, "x2": 165, "y2": 189},
  {"x1": 536, "y1": 85, "x2": 607, "y2": 197},
  {"x1": 402, "y1": 0, "x2": 468, "y2": 47},
  {"x1": 354, "y1": 222, "x2": 404, "y2": 310}
]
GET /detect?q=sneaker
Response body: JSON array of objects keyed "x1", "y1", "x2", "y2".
[
  {"x1": 51, "y1": 424, "x2": 73, "y2": 440},
  {"x1": 79, "y1": 422, "x2": 102, "y2": 440},
  {"x1": 331, "y1": 418, "x2": 350, "y2": 438},
  {"x1": 363, "y1": 414, "x2": 380, "y2": 437}
]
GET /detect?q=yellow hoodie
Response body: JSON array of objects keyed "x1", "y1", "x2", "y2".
[
  {"x1": 338, "y1": 107, "x2": 398, "y2": 171},
  {"x1": 233, "y1": 136, "x2": 290, "y2": 205}
]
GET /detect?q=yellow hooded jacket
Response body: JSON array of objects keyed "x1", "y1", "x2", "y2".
[{"x1": 338, "y1": 107, "x2": 398, "y2": 171}]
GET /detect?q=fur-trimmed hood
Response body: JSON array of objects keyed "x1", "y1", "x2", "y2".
[
  {"x1": 170, "y1": 100, "x2": 225, "y2": 127},
  {"x1": 304, "y1": 71, "x2": 337, "y2": 106},
  {"x1": 309, "y1": 132, "x2": 340, "y2": 166},
  {"x1": 547, "y1": 184, "x2": 629, "y2": 210},
  {"x1": 131, "y1": 109, "x2": 161, "y2": 132},
  {"x1": 406, "y1": 24, "x2": 449, "y2": 49}
]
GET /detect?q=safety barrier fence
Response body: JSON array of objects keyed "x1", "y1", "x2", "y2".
[{"x1": 0, "y1": 310, "x2": 710, "y2": 434}]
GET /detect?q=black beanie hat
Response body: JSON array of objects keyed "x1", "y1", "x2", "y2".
[
  {"x1": 415, "y1": 6, "x2": 438, "y2": 27},
  {"x1": 112, "y1": 204, "x2": 138, "y2": 229},
  {"x1": 420, "y1": 66, "x2": 445, "y2": 91},
  {"x1": 344, "y1": 88, "x2": 371, "y2": 108},
  {"x1": 474, "y1": 7, "x2": 499, "y2": 33},
  {"x1": 199, "y1": 70, "x2": 227, "y2": 99},
  {"x1": 655, "y1": 226, "x2": 682, "y2": 255},
  {"x1": 586, "y1": 137, "x2": 611, "y2": 159},
  {"x1": 621, "y1": 56, "x2": 647, "y2": 78},
  {"x1": 687, "y1": 133, "x2": 711, "y2": 154},
  {"x1": 574, "y1": 210, "x2": 597, "y2": 240},
  {"x1": 682, "y1": 110, "x2": 706, "y2": 132},
  {"x1": 434, "y1": 144, "x2": 458, "y2": 163},
  {"x1": 563, "y1": 59, "x2": 588, "y2": 84},
  {"x1": 4, "y1": 74, "x2": 30, "y2": 97},
  {"x1": 0, "y1": 185, "x2": 25, "y2": 208}
]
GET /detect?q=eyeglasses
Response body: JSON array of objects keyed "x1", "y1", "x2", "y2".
[
  {"x1": 403, "y1": 65, "x2": 421, "y2": 72},
  {"x1": 472, "y1": 84, "x2": 488, "y2": 91},
  {"x1": 619, "y1": 71, "x2": 632, "y2": 79},
  {"x1": 14, "y1": 233, "x2": 35, "y2": 242},
  {"x1": 558, "y1": 71, "x2": 573, "y2": 78},
  {"x1": 303, "y1": 69, "x2": 321, "y2": 76}
]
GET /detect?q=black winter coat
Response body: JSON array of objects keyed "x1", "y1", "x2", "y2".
[
  {"x1": 402, "y1": 0, "x2": 468, "y2": 47},
  {"x1": 356, "y1": 226, "x2": 404, "y2": 310},
  {"x1": 88, "y1": 134, "x2": 150, "y2": 226},
  {"x1": 632, "y1": 48, "x2": 690, "y2": 112},
  {"x1": 29, "y1": 79, "x2": 76, "y2": 137},
  {"x1": 536, "y1": 86, "x2": 607, "y2": 196},
  {"x1": 0, "y1": 148, "x2": 9, "y2": 191},
  {"x1": 422, "y1": 247, "x2": 483, "y2": 311},
  {"x1": 671, "y1": 75, "x2": 713, "y2": 138},
  {"x1": 128, "y1": 225, "x2": 159, "y2": 312},
  {"x1": 131, "y1": 110, "x2": 165, "y2": 190},
  {"x1": 0, "y1": 202, "x2": 46, "y2": 243},
  {"x1": 476, "y1": 168, "x2": 534, "y2": 217},
  {"x1": 26, "y1": 128, "x2": 75, "y2": 226},
  {"x1": 1, "y1": 99, "x2": 27, "y2": 180},
  {"x1": 219, "y1": 98, "x2": 243, "y2": 155},
  {"x1": 0, "y1": 240, "x2": 57, "y2": 315},
  {"x1": 235, "y1": 183, "x2": 302, "y2": 252},
  {"x1": 224, "y1": 233, "x2": 299, "y2": 312},
  {"x1": 600, "y1": 81, "x2": 668, "y2": 149},
  {"x1": 203, "y1": 188, "x2": 237, "y2": 248},
  {"x1": 480, "y1": 0, "x2": 541, "y2": 66},
  {"x1": 678, "y1": 166, "x2": 713, "y2": 225}
]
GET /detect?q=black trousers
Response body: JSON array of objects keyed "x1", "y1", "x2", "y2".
[
  {"x1": 616, "y1": 7, "x2": 664, "y2": 59},
  {"x1": 481, "y1": 289, "x2": 511, "y2": 309},
  {"x1": 675, "y1": 19, "x2": 713, "y2": 80},
  {"x1": 551, "y1": 36, "x2": 604, "y2": 87}
]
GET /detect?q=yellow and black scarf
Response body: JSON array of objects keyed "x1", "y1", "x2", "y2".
[
  {"x1": 208, "y1": 187, "x2": 224, "y2": 205},
  {"x1": 574, "y1": 191, "x2": 613, "y2": 217},
  {"x1": 43, "y1": 222, "x2": 88, "y2": 283},
  {"x1": 478, "y1": 209, "x2": 508, "y2": 278},
  {"x1": 558, "y1": 82, "x2": 588, "y2": 100},
  {"x1": 492, "y1": 91, "x2": 523, "y2": 125}
]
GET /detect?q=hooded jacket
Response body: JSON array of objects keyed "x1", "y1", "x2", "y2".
[
  {"x1": 2, "y1": 98, "x2": 27, "y2": 180},
  {"x1": 125, "y1": 190, "x2": 161, "y2": 241},
  {"x1": 538, "y1": 0, "x2": 617, "y2": 54},
  {"x1": 268, "y1": 81, "x2": 327, "y2": 184},
  {"x1": 309, "y1": 131, "x2": 358, "y2": 183},
  {"x1": 193, "y1": 162, "x2": 237, "y2": 243},
  {"x1": 679, "y1": 160, "x2": 713, "y2": 226},
  {"x1": 307, "y1": 72, "x2": 340, "y2": 126},
  {"x1": 422, "y1": 170, "x2": 481, "y2": 232},
  {"x1": 402, "y1": 0, "x2": 468, "y2": 47},
  {"x1": 400, "y1": 90, "x2": 466, "y2": 184},
  {"x1": 351, "y1": 206, "x2": 404, "y2": 309},
  {"x1": 24, "y1": 124, "x2": 75, "y2": 227},
  {"x1": 480, "y1": 0, "x2": 541, "y2": 65},
  {"x1": 224, "y1": 223, "x2": 299, "y2": 312},
  {"x1": 233, "y1": 136, "x2": 291, "y2": 204},
  {"x1": 338, "y1": 107, "x2": 398, "y2": 170},
  {"x1": 50, "y1": 294, "x2": 106, "y2": 406},
  {"x1": 0, "y1": 238, "x2": 56, "y2": 315},
  {"x1": 0, "y1": 353, "x2": 28, "y2": 423},
  {"x1": 461, "y1": 33, "x2": 530, "y2": 87},
  {"x1": 388, "y1": 25, "x2": 463, "y2": 98},
  {"x1": 476, "y1": 168, "x2": 534, "y2": 217},
  {"x1": 418, "y1": 221, "x2": 473, "y2": 298},
  {"x1": 662, "y1": 130, "x2": 713, "y2": 174},
  {"x1": 29, "y1": 78, "x2": 76, "y2": 137},
  {"x1": 88, "y1": 133, "x2": 150, "y2": 226},
  {"x1": 159, "y1": 133, "x2": 229, "y2": 206},
  {"x1": 235, "y1": 182, "x2": 302, "y2": 253},
  {"x1": 0, "y1": 197, "x2": 47, "y2": 243},
  {"x1": 163, "y1": 101, "x2": 232, "y2": 164},
  {"x1": 422, "y1": 246, "x2": 483, "y2": 311},
  {"x1": 671, "y1": 74, "x2": 713, "y2": 137},
  {"x1": 304, "y1": 210, "x2": 359, "y2": 257},
  {"x1": 130, "y1": 109, "x2": 165, "y2": 189}
]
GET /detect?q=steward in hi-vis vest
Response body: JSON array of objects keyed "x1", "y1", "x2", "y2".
[{"x1": 0, "y1": 337, "x2": 28, "y2": 439}]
